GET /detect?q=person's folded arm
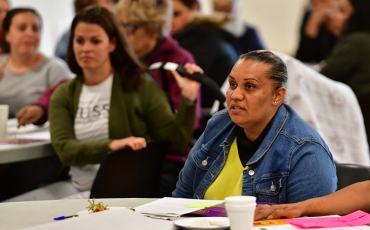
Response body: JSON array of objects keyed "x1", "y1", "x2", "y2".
[{"x1": 49, "y1": 83, "x2": 111, "y2": 166}]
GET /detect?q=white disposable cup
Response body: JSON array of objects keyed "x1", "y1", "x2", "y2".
[
  {"x1": 0, "y1": 105, "x2": 9, "y2": 134},
  {"x1": 225, "y1": 196, "x2": 257, "y2": 230}
]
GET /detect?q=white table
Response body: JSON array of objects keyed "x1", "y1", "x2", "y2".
[
  {"x1": 0, "y1": 120, "x2": 54, "y2": 164},
  {"x1": 1, "y1": 198, "x2": 370, "y2": 230},
  {"x1": 0, "y1": 198, "x2": 157, "y2": 229}
]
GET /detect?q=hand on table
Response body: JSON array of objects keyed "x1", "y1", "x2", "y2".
[
  {"x1": 254, "y1": 203, "x2": 304, "y2": 221},
  {"x1": 109, "y1": 136, "x2": 147, "y2": 151},
  {"x1": 17, "y1": 105, "x2": 44, "y2": 127},
  {"x1": 172, "y1": 63, "x2": 202, "y2": 103}
]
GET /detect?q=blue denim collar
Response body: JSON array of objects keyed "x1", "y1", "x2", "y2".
[{"x1": 219, "y1": 104, "x2": 289, "y2": 165}]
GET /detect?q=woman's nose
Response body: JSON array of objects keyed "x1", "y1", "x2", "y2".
[
  {"x1": 25, "y1": 27, "x2": 35, "y2": 36},
  {"x1": 81, "y1": 42, "x2": 92, "y2": 51},
  {"x1": 230, "y1": 87, "x2": 244, "y2": 100}
]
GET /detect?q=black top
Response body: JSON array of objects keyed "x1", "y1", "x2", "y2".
[
  {"x1": 236, "y1": 119, "x2": 273, "y2": 167},
  {"x1": 234, "y1": 24, "x2": 265, "y2": 56},
  {"x1": 172, "y1": 23, "x2": 238, "y2": 108},
  {"x1": 295, "y1": 11, "x2": 338, "y2": 64}
]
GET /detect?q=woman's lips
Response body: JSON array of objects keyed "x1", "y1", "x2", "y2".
[
  {"x1": 80, "y1": 56, "x2": 92, "y2": 61},
  {"x1": 230, "y1": 104, "x2": 245, "y2": 110}
]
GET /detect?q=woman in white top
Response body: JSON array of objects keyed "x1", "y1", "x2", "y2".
[{"x1": 0, "y1": 8, "x2": 70, "y2": 118}]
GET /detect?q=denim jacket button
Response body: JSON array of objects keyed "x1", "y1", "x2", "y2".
[
  {"x1": 248, "y1": 170, "x2": 254, "y2": 176},
  {"x1": 202, "y1": 159, "x2": 208, "y2": 166},
  {"x1": 270, "y1": 184, "x2": 276, "y2": 192}
]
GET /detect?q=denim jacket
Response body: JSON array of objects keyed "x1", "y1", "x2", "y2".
[{"x1": 173, "y1": 104, "x2": 337, "y2": 203}]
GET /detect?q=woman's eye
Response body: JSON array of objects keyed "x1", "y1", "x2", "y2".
[
  {"x1": 173, "y1": 11, "x2": 182, "y2": 17},
  {"x1": 32, "y1": 25, "x2": 39, "y2": 32},
  {"x1": 229, "y1": 82, "x2": 237, "y2": 88},
  {"x1": 91, "y1": 39, "x2": 100, "y2": 45},
  {"x1": 76, "y1": 39, "x2": 84, "y2": 45},
  {"x1": 245, "y1": 84, "x2": 255, "y2": 90},
  {"x1": 18, "y1": 25, "x2": 27, "y2": 31}
]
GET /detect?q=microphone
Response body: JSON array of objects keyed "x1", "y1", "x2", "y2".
[{"x1": 148, "y1": 62, "x2": 226, "y2": 108}]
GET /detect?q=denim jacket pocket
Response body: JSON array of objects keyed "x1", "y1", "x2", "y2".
[
  {"x1": 255, "y1": 177, "x2": 285, "y2": 203},
  {"x1": 192, "y1": 149, "x2": 215, "y2": 171}
]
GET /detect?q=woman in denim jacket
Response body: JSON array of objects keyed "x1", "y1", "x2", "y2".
[{"x1": 173, "y1": 50, "x2": 337, "y2": 204}]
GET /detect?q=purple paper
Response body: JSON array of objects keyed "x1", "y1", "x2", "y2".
[{"x1": 182, "y1": 202, "x2": 274, "y2": 218}]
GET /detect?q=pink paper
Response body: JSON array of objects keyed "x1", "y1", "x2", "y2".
[{"x1": 286, "y1": 210, "x2": 370, "y2": 228}]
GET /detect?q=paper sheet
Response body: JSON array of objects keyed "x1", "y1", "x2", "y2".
[
  {"x1": 134, "y1": 197, "x2": 224, "y2": 217},
  {"x1": 4, "y1": 119, "x2": 50, "y2": 141}
]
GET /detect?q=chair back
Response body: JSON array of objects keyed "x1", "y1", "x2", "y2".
[
  {"x1": 335, "y1": 163, "x2": 370, "y2": 190},
  {"x1": 90, "y1": 140, "x2": 169, "y2": 199}
]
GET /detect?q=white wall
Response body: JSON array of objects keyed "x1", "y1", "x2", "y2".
[
  {"x1": 11, "y1": 0, "x2": 309, "y2": 57},
  {"x1": 200, "y1": 0, "x2": 310, "y2": 55}
]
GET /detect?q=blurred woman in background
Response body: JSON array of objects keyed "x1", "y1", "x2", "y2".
[
  {"x1": 0, "y1": 8, "x2": 70, "y2": 118},
  {"x1": 0, "y1": 7, "x2": 70, "y2": 202},
  {"x1": 171, "y1": 0, "x2": 238, "y2": 110},
  {"x1": 116, "y1": 0, "x2": 202, "y2": 196},
  {"x1": 319, "y1": 0, "x2": 370, "y2": 148},
  {"x1": 212, "y1": 0, "x2": 265, "y2": 55},
  {"x1": 0, "y1": 0, "x2": 10, "y2": 54},
  {"x1": 295, "y1": 0, "x2": 338, "y2": 63}
]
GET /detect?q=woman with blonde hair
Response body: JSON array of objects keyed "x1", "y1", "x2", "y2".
[{"x1": 116, "y1": 0, "x2": 202, "y2": 196}]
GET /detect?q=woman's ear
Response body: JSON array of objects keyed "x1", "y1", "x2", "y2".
[
  {"x1": 109, "y1": 37, "x2": 117, "y2": 52},
  {"x1": 273, "y1": 87, "x2": 286, "y2": 105},
  {"x1": 5, "y1": 32, "x2": 10, "y2": 43}
]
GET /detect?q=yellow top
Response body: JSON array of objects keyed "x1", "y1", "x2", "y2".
[{"x1": 204, "y1": 137, "x2": 249, "y2": 200}]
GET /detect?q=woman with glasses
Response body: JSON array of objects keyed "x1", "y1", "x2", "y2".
[
  {"x1": 116, "y1": 0, "x2": 202, "y2": 196},
  {"x1": 6, "y1": 5, "x2": 199, "y2": 201},
  {"x1": 116, "y1": 0, "x2": 201, "y2": 129}
]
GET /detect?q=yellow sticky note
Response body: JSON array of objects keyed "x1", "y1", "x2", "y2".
[{"x1": 186, "y1": 202, "x2": 219, "y2": 208}]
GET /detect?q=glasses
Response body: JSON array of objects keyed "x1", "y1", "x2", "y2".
[{"x1": 121, "y1": 22, "x2": 147, "y2": 34}]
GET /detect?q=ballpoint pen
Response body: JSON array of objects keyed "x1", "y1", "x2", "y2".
[
  {"x1": 53, "y1": 215, "x2": 79, "y2": 220},
  {"x1": 144, "y1": 215, "x2": 172, "y2": 221}
]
